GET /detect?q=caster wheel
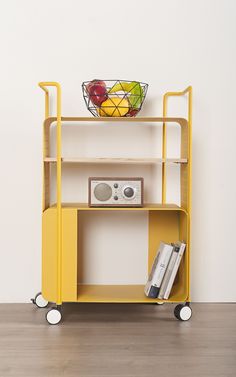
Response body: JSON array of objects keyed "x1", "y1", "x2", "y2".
[
  {"x1": 31, "y1": 292, "x2": 49, "y2": 308},
  {"x1": 46, "y1": 308, "x2": 62, "y2": 325},
  {"x1": 174, "y1": 304, "x2": 192, "y2": 321},
  {"x1": 156, "y1": 302, "x2": 164, "y2": 305}
]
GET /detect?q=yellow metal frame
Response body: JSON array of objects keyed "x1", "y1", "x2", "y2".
[
  {"x1": 39, "y1": 82, "x2": 192, "y2": 305},
  {"x1": 39, "y1": 82, "x2": 62, "y2": 305},
  {"x1": 162, "y1": 86, "x2": 192, "y2": 301}
]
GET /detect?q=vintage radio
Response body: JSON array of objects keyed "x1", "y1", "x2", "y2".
[{"x1": 89, "y1": 177, "x2": 144, "y2": 207}]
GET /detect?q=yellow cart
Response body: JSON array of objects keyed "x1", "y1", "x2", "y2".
[{"x1": 32, "y1": 82, "x2": 192, "y2": 324}]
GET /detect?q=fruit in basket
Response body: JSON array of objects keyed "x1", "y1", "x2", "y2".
[
  {"x1": 109, "y1": 81, "x2": 144, "y2": 109},
  {"x1": 109, "y1": 81, "x2": 135, "y2": 93},
  {"x1": 98, "y1": 97, "x2": 130, "y2": 117},
  {"x1": 126, "y1": 108, "x2": 139, "y2": 117},
  {"x1": 86, "y1": 80, "x2": 108, "y2": 106},
  {"x1": 82, "y1": 80, "x2": 148, "y2": 118},
  {"x1": 129, "y1": 83, "x2": 144, "y2": 109}
]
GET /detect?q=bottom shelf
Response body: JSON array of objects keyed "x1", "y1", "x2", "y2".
[{"x1": 77, "y1": 284, "x2": 187, "y2": 303}]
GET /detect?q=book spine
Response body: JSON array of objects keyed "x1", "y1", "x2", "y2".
[
  {"x1": 145, "y1": 246, "x2": 173, "y2": 297},
  {"x1": 144, "y1": 243, "x2": 173, "y2": 298},
  {"x1": 158, "y1": 251, "x2": 178, "y2": 299},
  {"x1": 163, "y1": 243, "x2": 186, "y2": 300},
  {"x1": 144, "y1": 252, "x2": 160, "y2": 296},
  {"x1": 153, "y1": 247, "x2": 173, "y2": 289}
]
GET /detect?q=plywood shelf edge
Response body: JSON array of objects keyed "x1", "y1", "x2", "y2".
[{"x1": 44, "y1": 157, "x2": 188, "y2": 164}]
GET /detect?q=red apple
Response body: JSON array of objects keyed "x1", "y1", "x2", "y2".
[
  {"x1": 86, "y1": 80, "x2": 108, "y2": 106},
  {"x1": 126, "y1": 108, "x2": 139, "y2": 117},
  {"x1": 87, "y1": 80, "x2": 106, "y2": 90}
]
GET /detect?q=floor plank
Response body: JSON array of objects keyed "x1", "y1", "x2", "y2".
[{"x1": 0, "y1": 303, "x2": 235, "y2": 377}]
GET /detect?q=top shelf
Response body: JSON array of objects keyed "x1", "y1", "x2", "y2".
[{"x1": 44, "y1": 116, "x2": 189, "y2": 128}]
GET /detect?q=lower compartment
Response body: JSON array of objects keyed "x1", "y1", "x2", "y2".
[{"x1": 42, "y1": 207, "x2": 189, "y2": 304}]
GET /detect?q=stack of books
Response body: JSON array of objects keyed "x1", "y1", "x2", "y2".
[{"x1": 144, "y1": 241, "x2": 186, "y2": 300}]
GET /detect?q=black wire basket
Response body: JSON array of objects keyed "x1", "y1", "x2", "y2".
[{"x1": 82, "y1": 80, "x2": 148, "y2": 117}]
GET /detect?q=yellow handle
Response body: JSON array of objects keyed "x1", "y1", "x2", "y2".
[
  {"x1": 38, "y1": 81, "x2": 62, "y2": 120},
  {"x1": 162, "y1": 86, "x2": 192, "y2": 204},
  {"x1": 163, "y1": 86, "x2": 192, "y2": 124}
]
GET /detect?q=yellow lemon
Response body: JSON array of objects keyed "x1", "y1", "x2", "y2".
[{"x1": 98, "y1": 97, "x2": 129, "y2": 117}]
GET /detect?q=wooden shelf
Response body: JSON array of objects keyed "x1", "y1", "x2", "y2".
[
  {"x1": 44, "y1": 157, "x2": 188, "y2": 164},
  {"x1": 45, "y1": 116, "x2": 188, "y2": 127},
  {"x1": 76, "y1": 284, "x2": 187, "y2": 303},
  {"x1": 48, "y1": 203, "x2": 187, "y2": 213}
]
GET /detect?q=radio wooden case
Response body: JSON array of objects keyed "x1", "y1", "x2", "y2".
[{"x1": 89, "y1": 177, "x2": 144, "y2": 207}]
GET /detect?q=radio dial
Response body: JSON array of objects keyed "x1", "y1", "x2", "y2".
[
  {"x1": 124, "y1": 187, "x2": 134, "y2": 197},
  {"x1": 123, "y1": 186, "x2": 136, "y2": 199}
]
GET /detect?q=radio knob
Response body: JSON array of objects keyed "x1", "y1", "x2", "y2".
[
  {"x1": 114, "y1": 195, "x2": 118, "y2": 200},
  {"x1": 124, "y1": 186, "x2": 134, "y2": 198},
  {"x1": 114, "y1": 183, "x2": 118, "y2": 188},
  {"x1": 94, "y1": 183, "x2": 112, "y2": 201}
]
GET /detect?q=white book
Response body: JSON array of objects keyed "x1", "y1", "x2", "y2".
[
  {"x1": 144, "y1": 242, "x2": 173, "y2": 298},
  {"x1": 163, "y1": 241, "x2": 186, "y2": 300},
  {"x1": 158, "y1": 244, "x2": 180, "y2": 299}
]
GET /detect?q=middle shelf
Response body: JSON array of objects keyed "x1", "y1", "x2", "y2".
[
  {"x1": 49, "y1": 203, "x2": 188, "y2": 212},
  {"x1": 44, "y1": 157, "x2": 188, "y2": 164}
]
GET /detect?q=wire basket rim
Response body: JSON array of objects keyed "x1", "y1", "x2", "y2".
[{"x1": 82, "y1": 79, "x2": 149, "y2": 87}]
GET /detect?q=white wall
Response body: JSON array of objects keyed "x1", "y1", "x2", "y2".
[{"x1": 0, "y1": 0, "x2": 236, "y2": 302}]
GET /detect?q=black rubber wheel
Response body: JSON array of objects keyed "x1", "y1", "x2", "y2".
[
  {"x1": 31, "y1": 292, "x2": 49, "y2": 308},
  {"x1": 174, "y1": 304, "x2": 192, "y2": 321}
]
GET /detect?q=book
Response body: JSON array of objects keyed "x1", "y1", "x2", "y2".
[
  {"x1": 158, "y1": 244, "x2": 180, "y2": 299},
  {"x1": 162, "y1": 241, "x2": 186, "y2": 300},
  {"x1": 144, "y1": 242, "x2": 173, "y2": 298}
]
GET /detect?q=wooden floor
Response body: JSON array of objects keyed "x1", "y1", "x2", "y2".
[{"x1": 0, "y1": 303, "x2": 235, "y2": 377}]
